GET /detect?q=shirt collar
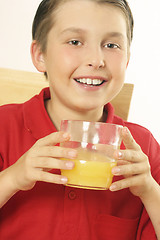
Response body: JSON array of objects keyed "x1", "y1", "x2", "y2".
[
  {"x1": 23, "y1": 87, "x2": 115, "y2": 140},
  {"x1": 23, "y1": 87, "x2": 56, "y2": 140}
]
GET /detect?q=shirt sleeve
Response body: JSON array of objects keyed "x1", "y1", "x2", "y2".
[
  {"x1": 148, "y1": 134, "x2": 160, "y2": 183},
  {"x1": 137, "y1": 207, "x2": 157, "y2": 239},
  {"x1": 0, "y1": 153, "x2": 3, "y2": 172},
  {"x1": 136, "y1": 134, "x2": 160, "y2": 239}
]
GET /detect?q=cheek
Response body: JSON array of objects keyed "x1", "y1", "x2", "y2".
[
  {"x1": 58, "y1": 47, "x2": 80, "y2": 68},
  {"x1": 45, "y1": 46, "x2": 79, "y2": 73},
  {"x1": 107, "y1": 52, "x2": 128, "y2": 78}
]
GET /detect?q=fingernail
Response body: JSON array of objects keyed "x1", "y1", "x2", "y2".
[
  {"x1": 115, "y1": 151, "x2": 122, "y2": 159},
  {"x1": 61, "y1": 176, "x2": 68, "y2": 184},
  {"x1": 109, "y1": 184, "x2": 117, "y2": 191},
  {"x1": 66, "y1": 161, "x2": 74, "y2": 169},
  {"x1": 112, "y1": 167, "x2": 120, "y2": 175},
  {"x1": 117, "y1": 151, "x2": 123, "y2": 159}
]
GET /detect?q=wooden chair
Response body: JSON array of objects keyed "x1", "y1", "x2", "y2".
[{"x1": 0, "y1": 68, "x2": 134, "y2": 120}]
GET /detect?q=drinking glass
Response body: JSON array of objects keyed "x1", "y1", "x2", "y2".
[{"x1": 60, "y1": 120, "x2": 122, "y2": 190}]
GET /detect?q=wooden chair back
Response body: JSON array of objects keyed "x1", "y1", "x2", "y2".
[{"x1": 0, "y1": 68, "x2": 134, "y2": 120}]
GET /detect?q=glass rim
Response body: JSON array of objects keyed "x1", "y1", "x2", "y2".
[{"x1": 61, "y1": 120, "x2": 123, "y2": 129}]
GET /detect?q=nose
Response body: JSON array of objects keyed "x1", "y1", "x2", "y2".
[
  {"x1": 86, "y1": 47, "x2": 105, "y2": 69},
  {"x1": 88, "y1": 60, "x2": 105, "y2": 69}
]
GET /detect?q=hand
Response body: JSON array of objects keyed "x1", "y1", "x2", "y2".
[
  {"x1": 8, "y1": 131, "x2": 77, "y2": 191},
  {"x1": 109, "y1": 127, "x2": 154, "y2": 199}
]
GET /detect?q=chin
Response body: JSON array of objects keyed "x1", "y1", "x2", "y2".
[{"x1": 73, "y1": 103, "x2": 103, "y2": 112}]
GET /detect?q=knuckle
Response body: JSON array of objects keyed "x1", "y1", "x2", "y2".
[
  {"x1": 59, "y1": 147, "x2": 68, "y2": 157},
  {"x1": 23, "y1": 153, "x2": 32, "y2": 169},
  {"x1": 144, "y1": 154, "x2": 149, "y2": 162},
  {"x1": 118, "y1": 181, "x2": 126, "y2": 190},
  {"x1": 133, "y1": 163, "x2": 141, "y2": 174},
  {"x1": 34, "y1": 138, "x2": 43, "y2": 146},
  {"x1": 128, "y1": 177, "x2": 135, "y2": 187},
  {"x1": 142, "y1": 154, "x2": 150, "y2": 171},
  {"x1": 120, "y1": 166, "x2": 128, "y2": 175},
  {"x1": 38, "y1": 170, "x2": 46, "y2": 181},
  {"x1": 49, "y1": 132, "x2": 59, "y2": 142},
  {"x1": 130, "y1": 153, "x2": 135, "y2": 161},
  {"x1": 125, "y1": 150, "x2": 135, "y2": 162},
  {"x1": 47, "y1": 146, "x2": 54, "y2": 156},
  {"x1": 59, "y1": 159, "x2": 74, "y2": 170},
  {"x1": 141, "y1": 174, "x2": 149, "y2": 185},
  {"x1": 59, "y1": 159, "x2": 69, "y2": 169},
  {"x1": 51, "y1": 131, "x2": 67, "y2": 142},
  {"x1": 64, "y1": 148, "x2": 73, "y2": 158},
  {"x1": 27, "y1": 144, "x2": 40, "y2": 157},
  {"x1": 128, "y1": 165, "x2": 137, "y2": 175},
  {"x1": 39, "y1": 157, "x2": 49, "y2": 168},
  {"x1": 62, "y1": 148, "x2": 77, "y2": 159},
  {"x1": 59, "y1": 160, "x2": 67, "y2": 169},
  {"x1": 137, "y1": 144, "x2": 142, "y2": 151},
  {"x1": 130, "y1": 137, "x2": 134, "y2": 145},
  {"x1": 146, "y1": 162, "x2": 151, "y2": 172},
  {"x1": 135, "y1": 150, "x2": 142, "y2": 161},
  {"x1": 38, "y1": 171, "x2": 63, "y2": 184}
]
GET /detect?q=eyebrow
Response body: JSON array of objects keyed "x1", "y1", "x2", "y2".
[
  {"x1": 59, "y1": 27, "x2": 125, "y2": 40},
  {"x1": 105, "y1": 32, "x2": 125, "y2": 39},
  {"x1": 59, "y1": 27, "x2": 87, "y2": 36}
]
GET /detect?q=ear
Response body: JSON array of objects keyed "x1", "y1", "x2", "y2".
[
  {"x1": 30, "y1": 40, "x2": 46, "y2": 73},
  {"x1": 126, "y1": 51, "x2": 130, "y2": 69}
]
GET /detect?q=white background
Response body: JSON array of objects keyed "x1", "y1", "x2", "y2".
[{"x1": 0, "y1": 0, "x2": 160, "y2": 143}]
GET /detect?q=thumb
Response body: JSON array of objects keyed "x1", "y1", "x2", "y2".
[{"x1": 122, "y1": 127, "x2": 140, "y2": 150}]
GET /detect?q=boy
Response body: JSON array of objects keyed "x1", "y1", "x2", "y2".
[{"x1": 0, "y1": 0, "x2": 160, "y2": 239}]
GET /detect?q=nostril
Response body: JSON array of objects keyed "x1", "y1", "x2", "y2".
[{"x1": 87, "y1": 60, "x2": 105, "y2": 69}]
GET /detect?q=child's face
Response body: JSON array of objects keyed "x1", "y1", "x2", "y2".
[{"x1": 39, "y1": 0, "x2": 129, "y2": 113}]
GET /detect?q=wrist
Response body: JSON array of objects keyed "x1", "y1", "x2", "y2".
[
  {"x1": 1, "y1": 166, "x2": 20, "y2": 193},
  {"x1": 139, "y1": 177, "x2": 158, "y2": 203},
  {"x1": 0, "y1": 167, "x2": 19, "y2": 208}
]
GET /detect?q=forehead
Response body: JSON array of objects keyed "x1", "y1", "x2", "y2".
[{"x1": 51, "y1": 0, "x2": 128, "y2": 35}]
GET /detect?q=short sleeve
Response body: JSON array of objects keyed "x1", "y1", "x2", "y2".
[
  {"x1": 0, "y1": 154, "x2": 3, "y2": 172},
  {"x1": 136, "y1": 135, "x2": 160, "y2": 239},
  {"x1": 137, "y1": 206, "x2": 157, "y2": 239},
  {"x1": 148, "y1": 135, "x2": 160, "y2": 183}
]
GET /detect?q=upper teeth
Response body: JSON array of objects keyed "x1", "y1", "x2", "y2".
[{"x1": 76, "y1": 78, "x2": 104, "y2": 85}]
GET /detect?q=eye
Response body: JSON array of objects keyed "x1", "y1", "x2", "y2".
[
  {"x1": 68, "y1": 40, "x2": 82, "y2": 46},
  {"x1": 104, "y1": 43, "x2": 120, "y2": 49}
]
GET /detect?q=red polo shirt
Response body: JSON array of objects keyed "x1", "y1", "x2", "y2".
[{"x1": 0, "y1": 88, "x2": 159, "y2": 240}]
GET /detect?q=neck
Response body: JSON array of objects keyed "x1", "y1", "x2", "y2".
[{"x1": 45, "y1": 99, "x2": 107, "y2": 130}]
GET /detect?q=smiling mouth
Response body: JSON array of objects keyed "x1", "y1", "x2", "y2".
[{"x1": 74, "y1": 78, "x2": 106, "y2": 86}]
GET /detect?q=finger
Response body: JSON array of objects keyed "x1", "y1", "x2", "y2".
[
  {"x1": 109, "y1": 174, "x2": 147, "y2": 191},
  {"x1": 112, "y1": 162, "x2": 150, "y2": 176},
  {"x1": 122, "y1": 127, "x2": 141, "y2": 150},
  {"x1": 116, "y1": 160, "x2": 132, "y2": 179},
  {"x1": 36, "y1": 131, "x2": 71, "y2": 147},
  {"x1": 117, "y1": 160, "x2": 131, "y2": 166},
  {"x1": 114, "y1": 149, "x2": 146, "y2": 163},
  {"x1": 33, "y1": 145, "x2": 77, "y2": 159},
  {"x1": 33, "y1": 157, "x2": 75, "y2": 170},
  {"x1": 34, "y1": 169, "x2": 68, "y2": 185}
]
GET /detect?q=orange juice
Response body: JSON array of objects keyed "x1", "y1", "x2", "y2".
[{"x1": 61, "y1": 148, "x2": 116, "y2": 190}]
